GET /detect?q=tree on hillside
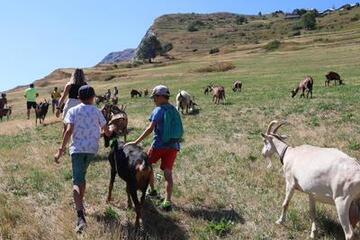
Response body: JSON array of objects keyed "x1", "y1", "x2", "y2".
[
  {"x1": 302, "y1": 11, "x2": 317, "y2": 30},
  {"x1": 136, "y1": 35, "x2": 163, "y2": 63},
  {"x1": 292, "y1": 8, "x2": 308, "y2": 16}
]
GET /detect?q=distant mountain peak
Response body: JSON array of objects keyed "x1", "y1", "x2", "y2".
[{"x1": 98, "y1": 48, "x2": 135, "y2": 64}]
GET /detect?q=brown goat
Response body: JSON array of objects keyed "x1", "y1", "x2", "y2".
[
  {"x1": 143, "y1": 89, "x2": 149, "y2": 97},
  {"x1": 101, "y1": 104, "x2": 128, "y2": 144},
  {"x1": 232, "y1": 81, "x2": 242, "y2": 92},
  {"x1": 291, "y1": 76, "x2": 313, "y2": 98},
  {"x1": 325, "y1": 71, "x2": 343, "y2": 86},
  {"x1": 212, "y1": 86, "x2": 226, "y2": 104}
]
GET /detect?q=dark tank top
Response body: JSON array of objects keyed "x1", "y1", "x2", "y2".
[{"x1": 68, "y1": 83, "x2": 87, "y2": 99}]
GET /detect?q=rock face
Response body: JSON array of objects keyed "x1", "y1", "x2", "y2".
[{"x1": 99, "y1": 48, "x2": 135, "y2": 64}]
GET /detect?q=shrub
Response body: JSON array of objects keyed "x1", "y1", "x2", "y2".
[
  {"x1": 161, "y1": 42, "x2": 173, "y2": 55},
  {"x1": 187, "y1": 20, "x2": 204, "y2": 32},
  {"x1": 351, "y1": 14, "x2": 360, "y2": 22},
  {"x1": 209, "y1": 48, "x2": 220, "y2": 54},
  {"x1": 264, "y1": 40, "x2": 281, "y2": 51},
  {"x1": 195, "y1": 62, "x2": 235, "y2": 73},
  {"x1": 235, "y1": 16, "x2": 247, "y2": 25},
  {"x1": 302, "y1": 12, "x2": 317, "y2": 30},
  {"x1": 104, "y1": 206, "x2": 119, "y2": 220},
  {"x1": 206, "y1": 218, "x2": 234, "y2": 236},
  {"x1": 292, "y1": 22, "x2": 303, "y2": 30},
  {"x1": 290, "y1": 31, "x2": 301, "y2": 37},
  {"x1": 187, "y1": 24, "x2": 198, "y2": 32}
]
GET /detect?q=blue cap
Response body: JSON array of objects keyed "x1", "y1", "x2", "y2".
[{"x1": 78, "y1": 85, "x2": 95, "y2": 100}]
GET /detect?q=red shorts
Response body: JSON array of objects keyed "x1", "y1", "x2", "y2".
[{"x1": 148, "y1": 148, "x2": 177, "y2": 171}]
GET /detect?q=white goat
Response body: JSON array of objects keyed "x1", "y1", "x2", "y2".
[
  {"x1": 261, "y1": 120, "x2": 360, "y2": 240},
  {"x1": 176, "y1": 90, "x2": 197, "y2": 114}
]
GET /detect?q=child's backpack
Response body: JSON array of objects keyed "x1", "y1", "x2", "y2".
[{"x1": 161, "y1": 104, "x2": 183, "y2": 144}]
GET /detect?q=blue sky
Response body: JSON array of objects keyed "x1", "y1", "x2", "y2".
[{"x1": 0, "y1": 0, "x2": 353, "y2": 91}]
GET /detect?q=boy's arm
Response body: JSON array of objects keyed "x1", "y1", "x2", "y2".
[
  {"x1": 54, "y1": 123, "x2": 74, "y2": 163},
  {"x1": 126, "y1": 122, "x2": 155, "y2": 146}
]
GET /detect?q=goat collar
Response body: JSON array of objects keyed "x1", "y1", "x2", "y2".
[{"x1": 279, "y1": 145, "x2": 288, "y2": 165}]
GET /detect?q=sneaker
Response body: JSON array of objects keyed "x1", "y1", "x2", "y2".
[
  {"x1": 75, "y1": 217, "x2": 86, "y2": 233},
  {"x1": 147, "y1": 189, "x2": 158, "y2": 198},
  {"x1": 75, "y1": 211, "x2": 86, "y2": 233},
  {"x1": 160, "y1": 200, "x2": 172, "y2": 212}
]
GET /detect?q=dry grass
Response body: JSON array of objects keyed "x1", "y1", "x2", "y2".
[{"x1": 194, "y1": 62, "x2": 235, "y2": 73}]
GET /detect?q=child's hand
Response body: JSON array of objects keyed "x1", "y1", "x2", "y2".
[{"x1": 54, "y1": 148, "x2": 65, "y2": 164}]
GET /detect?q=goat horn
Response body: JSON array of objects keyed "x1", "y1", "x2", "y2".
[
  {"x1": 272, "y1": 121, "x2": 288, "y2": 134},
  {"x1": 266, "y1": 120, "x2": 278, "y2": 135}
]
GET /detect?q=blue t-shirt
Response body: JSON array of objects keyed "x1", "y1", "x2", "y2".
[{"x1": 149, "y1": 104, "x2": 180, "y2": 150}]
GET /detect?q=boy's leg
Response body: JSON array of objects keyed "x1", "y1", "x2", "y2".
[
  {"x1": 147, "y1": 148, "x2": 161, "y2": 193},
  {"x1": 72, "y1": 154, "x2": 93, "y2": 212},
  {"x1": 160, "y1": 149, "x2": 177, "y2": 208},
  {"x1": 164, "y1": 169, "x2": 173, "y2": 202}
]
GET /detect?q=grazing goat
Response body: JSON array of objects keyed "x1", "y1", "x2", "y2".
[
  {"x1": 130, "y1": 89, "x2": 142, "y2": 98},
  {"x1": 35, "y1": 100, "x2": 49, "y2": 126},
  {"x1": 95, "y1": 95, "x2": 106, "y2": 105},
  {"x1": 144, "y1": 89, "x2": 149, "y2": 97},
  {"x1": 176, "y1": 90, "x2": 197, "y2": 114},
  {"x1": 101, "y1": 104, "x2": 128, "y2": 145},
  {"x1": 291, "y1": 76, "x2": 313, "y2": 98},
  {"x1": 111, "y1": 96, "x2": 118, "y2": 105},
  {"x1": 107, "y1": 141, "x2": 153, "y2": 227},
  {"x1": 232, "y1": 81, "x2": 242, "y2": 92},
  {"x1": 325, "y1": 71, "x2": 343, "y2": 86},
  {"x1": 211, "y1": 86, "x2": 226, "y2": 104},
  {"x1": 261, "y1": 120, "x2": 360, "y2": 240}
]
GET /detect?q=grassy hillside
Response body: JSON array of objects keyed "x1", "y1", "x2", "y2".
[
  {"x1": 2, "y1": 8, "x2": 360, "y2": 240},
  {"x1": 150, "y1": 7, "x2": 360, "y2": 56}
]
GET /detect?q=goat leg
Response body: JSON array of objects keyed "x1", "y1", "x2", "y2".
[
  {"x1": 309, "y1": 195, "x2": 317, "y2": 239},
  {"x1": 276, "y1": 183, "x2": 295, "y2": 225},
  {"x1": 107, "y1": 170, "x2": 116, "y2": 203},
  {"x1": 335, "y1": 198, "x2": 354, "y2": 240}
]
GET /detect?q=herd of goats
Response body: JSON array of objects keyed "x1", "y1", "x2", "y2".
[{"x1": 3, "y1": 70, "x2": 360, "y2": 239}]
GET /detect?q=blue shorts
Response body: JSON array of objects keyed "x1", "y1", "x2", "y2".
[{"x1": 71, "y1": 153, "x2": 94, "y2": 185}]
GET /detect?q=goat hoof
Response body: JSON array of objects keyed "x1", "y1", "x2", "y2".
[
  {"x1": 276, "y1": 219, "x2": 284, "y2": 225},
  {"x1": 106, "y1": 197, "x2": 113, "y2": 203}
]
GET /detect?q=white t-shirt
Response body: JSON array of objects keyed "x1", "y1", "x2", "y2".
[{"x1": 64, "y1": 103, "x2": 107, "y2": 155}]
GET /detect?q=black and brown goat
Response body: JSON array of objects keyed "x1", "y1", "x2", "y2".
[
  {"x1": 144, "y1": 89, "x2": 149, "y2": 97},
  {"x1": 101, "y1": 104, "x2": 128, "y2": 145},
  {"x1": 232, "y1": 81, "x2": 242, "y2": 92},
  {"x1": 35, "y1": 100, "x2": 50, "y2": 126},
  {"x1": 130, "y1": 89, "x2": 142, "y2": 98},
  {"x1": 106, "y1": 140, "x2": 153, "y2": 227},
  {"x1": 291, "y1": 76, "x2": 313, "y2": 98}
]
